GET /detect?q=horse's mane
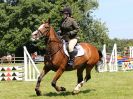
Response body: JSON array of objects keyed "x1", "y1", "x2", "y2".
[{"x1": 49, "y1": 26, "x2": 62, "y2": 43}]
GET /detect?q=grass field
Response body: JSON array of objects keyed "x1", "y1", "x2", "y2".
[{"x1": 0, "y1": 63, "x2": 133, "y2": 99}]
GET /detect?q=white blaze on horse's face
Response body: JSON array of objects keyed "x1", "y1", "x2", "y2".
[
  {"x1": 31, "y1": 24, "x2": 45, "y2": 41},
  {"x1": 31, "y1": 23, "x2": 50, "y2": 41},
  {"x1": 38, "y1": 24, "x2": 45, "y2": 30},
  {"x1": 31, "y1": 30, "x2": 39, "y2": 41}
]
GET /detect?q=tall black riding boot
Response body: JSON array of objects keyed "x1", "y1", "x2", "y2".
[{"x1": 68, "y1": 51, "x2": 75, "y2": 67}]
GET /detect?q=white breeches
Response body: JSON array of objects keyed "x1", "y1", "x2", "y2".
[{"x1": 68, "y1": 38, "x2": 77, "y2": 52}]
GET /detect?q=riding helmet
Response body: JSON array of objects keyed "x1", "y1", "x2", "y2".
[{"x1": 60, "y1": 7, "x2": 72, "y2": 15}]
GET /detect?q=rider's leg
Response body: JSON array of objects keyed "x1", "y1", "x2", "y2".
[{"x1": 68, "y1": 38, "x2": 77, "y2": 66}]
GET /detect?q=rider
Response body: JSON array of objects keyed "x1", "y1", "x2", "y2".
[{"x1": 58, "y1": 7, "x2": 80, "y2": 67}]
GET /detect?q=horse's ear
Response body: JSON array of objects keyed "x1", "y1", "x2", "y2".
[
  {"x1": 48, "y1": 18, "x2": 51, "y2": 24},
  {"x1": 42, "y1": 20, "x2": 45, "y2": 24}
]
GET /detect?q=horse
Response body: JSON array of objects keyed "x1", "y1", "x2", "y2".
[
  {"x1": 1, "y1": 55, "x2": 12, "y2": 63},
  {"x1": 31, "y1": 19, "x2": 103, "y2": 96}
]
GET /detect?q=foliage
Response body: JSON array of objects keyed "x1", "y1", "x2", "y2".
[
  {"x1": 107, "y1": 38, "x2": 133, "y2": 53},
  {"x1": 0, "y1": 0, "x2": 110, "y2": 56},
  {"x1": 80, "y1": 18, "x2": 109, "y2": 49}
]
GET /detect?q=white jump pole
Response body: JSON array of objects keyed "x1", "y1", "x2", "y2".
[
  {"x1": 102, "y1": 44, "x2": 108, "y2": 72},
  {"x1": 109, "y1": 43, "x2": 118, "y2": 72},
  {"x1": 23, "y1": 46, "x2": 40, "y2": 81},
  {"x1": 129, "y1": 46, "x2": 133, "y2": 58},
  {"x1": 98, "y1": 44, "x2": 108, "y2": 72}
]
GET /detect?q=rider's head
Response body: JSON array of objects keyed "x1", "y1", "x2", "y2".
[{"x1": 60, "y1": 7, "x2": 72, "y2": 18}]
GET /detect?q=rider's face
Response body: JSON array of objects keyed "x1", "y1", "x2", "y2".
[{"x1": 63, "y1": 12, "x2": 69, "y2": 18}]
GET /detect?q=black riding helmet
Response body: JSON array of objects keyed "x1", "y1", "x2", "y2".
[{"x1": 60, "y1": 7, "x2": 72, "y2": 16}]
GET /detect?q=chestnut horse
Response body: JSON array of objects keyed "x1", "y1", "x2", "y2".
[{"x1": 31, "y1": 19, "x2": 102, "y2": 96}]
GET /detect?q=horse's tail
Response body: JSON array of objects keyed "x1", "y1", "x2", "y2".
[
  {"x1": 95, "y1": 50, "x2": 103, "y2": 72},
  {"x1": 98, "y1": 50, "x2": 103, "y2": 60}
]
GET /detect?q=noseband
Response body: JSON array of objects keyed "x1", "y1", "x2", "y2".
[{"x1": 37, "y1": 27, "x2": 50, "y2": 37}]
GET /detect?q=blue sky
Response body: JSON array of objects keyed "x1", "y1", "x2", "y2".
[{"x1": 94, "y1": 0, "x2": 133, "y2": 39}]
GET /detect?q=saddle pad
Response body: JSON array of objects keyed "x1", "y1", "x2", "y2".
[{"x1": 63, "y1": 41, "x2": 84, "y2": 57}]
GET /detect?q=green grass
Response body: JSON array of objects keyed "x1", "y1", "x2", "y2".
[{"x1": 0, "y1": 63, "x2": 133, "y2": 99}]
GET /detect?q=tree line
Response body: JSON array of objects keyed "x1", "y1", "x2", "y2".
[{"x1": 0, "y1": 0, "x2": 132, "y2": 56}]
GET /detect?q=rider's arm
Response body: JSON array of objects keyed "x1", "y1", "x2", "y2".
[{"x1": 68, "y1": 19, "x2": 80, "y2": 36}]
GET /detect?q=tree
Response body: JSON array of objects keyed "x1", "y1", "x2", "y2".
[
  {"x1": 108, "y1": 38, "x2": 133, "y2": 54},
  {"x1": 0, "y1": 0, "x2": 109, "y2": 56}
]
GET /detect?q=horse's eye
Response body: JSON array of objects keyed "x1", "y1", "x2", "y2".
[{"x1": 45, "y1": 27, "x2": 49, "y2": 28}]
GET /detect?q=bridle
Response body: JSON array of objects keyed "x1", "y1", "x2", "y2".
[
  {"x1": 36, "y1": 25, "x2": 64, "y2": 61},
  {"x1": 37, "y1": 27, "x2": 50, "y2": 37}
]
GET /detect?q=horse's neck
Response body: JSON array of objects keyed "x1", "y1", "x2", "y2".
[
  {"x1": 49, "y1": 27, "x2": 61, "y2": 43},
  {"x1": 46, "y1": 27, "x2": 62, "y2": 55}
]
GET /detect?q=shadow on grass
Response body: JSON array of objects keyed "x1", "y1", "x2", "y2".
[{"x1": 30, "y1": 89, "x2": 96, "y2": 97}]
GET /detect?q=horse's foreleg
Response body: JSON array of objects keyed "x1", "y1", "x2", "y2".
[
  {"x1": 35, "y1": 66, "x2": 50, "y2": 96},
  {"x1": 51, "y1": 68, "x2": 66, "y2": 92}
]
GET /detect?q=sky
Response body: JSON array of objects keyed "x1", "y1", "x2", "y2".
[{"x1": 94, "y1": 0, "x2": 133, "y2": 39}]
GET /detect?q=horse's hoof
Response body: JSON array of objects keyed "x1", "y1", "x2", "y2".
[
  {"x1": 72, "y1": 90, "x2": 80, "y2": 95},
  {"x1": 35, "y1": 89, "x2": 42, "y2": 96},
  {"x1": 60, "y1": 87, "x2": 66, "y2": 91}
]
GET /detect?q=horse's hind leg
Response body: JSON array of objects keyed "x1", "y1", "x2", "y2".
[
  {"x1": 35, "y1": 66, "x2": 50, "y2": 96},
  {"x1": 73, "y1": 65, "x2": 93, "y2": 94},
  {"x1": 73, "y1": 66, "x2": 85, "y2": 94},
  {"x1": 84, "y1": 65, "x2": 93, "y2": 82}
]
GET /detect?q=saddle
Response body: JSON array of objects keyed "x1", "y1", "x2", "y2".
[{"x1": 63, "y1": 40, "x2": 84, "y2": 57}]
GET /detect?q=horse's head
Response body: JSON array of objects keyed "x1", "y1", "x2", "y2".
[{"x1": 31, "y1": 19, "x2": 51, "y2": 41}]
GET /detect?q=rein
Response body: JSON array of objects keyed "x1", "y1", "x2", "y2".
[
  {"x1": 46, "y1": 38, "x2": 63, "y2": 57},
  {"x1": 37, "y1": 26, "x2": 64, "y2": 63},
  {"x1": 43, "y1": 28, "x2": 64, "y2": 63},
  {"x1": 44, "y1": 38, "x2": 64, "y2": 65}
]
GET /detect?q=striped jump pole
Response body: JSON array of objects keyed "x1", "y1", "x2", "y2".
[
  {"x1": 0, "y1": 66, "x2": 24, "y2": 81},
  {"x1": 0, "y1": 46, "x2": 40, "y2": 81}
]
